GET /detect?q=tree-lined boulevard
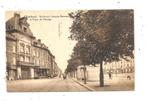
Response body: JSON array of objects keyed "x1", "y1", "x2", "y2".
[
  {"x1": 6, "y1": 10, "x2": 134, "y2": 92},
  {"x1": 66, "y1": 10, "x2": 134, "y2": 87}
]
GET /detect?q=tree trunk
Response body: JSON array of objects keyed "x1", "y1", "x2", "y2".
[
  {"x1": 83, "y1": 65, "x2": 87, "y2": 84},
  {"x1": 76, "y1": 69, "x2": 77, "y2": 79},
  {"x1": 99, "y1": 60, "x2": 104, "y2": 87},
  {"x1": 74, "y1": 71, "x2": 75, "y2": 78}
]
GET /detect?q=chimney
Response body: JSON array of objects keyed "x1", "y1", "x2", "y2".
[
  {"x1": 14, "y1": 13, "x2": 20, "y2": 29},
  {"x1": 14, "y1": 13, "x2": 20, "y2": 18},
  {"x1": 38, "y1": 39, "x2": 41, "y2": 43}
]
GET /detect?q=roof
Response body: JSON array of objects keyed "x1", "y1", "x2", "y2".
[
  {"x1": 6, "y1": 13, "x2": 33, "y2": 37},
  {"x1": 6, "y1": 33, "x2": 16, "y2": 41}
]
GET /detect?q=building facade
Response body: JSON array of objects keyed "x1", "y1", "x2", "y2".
[
  {"x1": 53, "y1": 62, "x2": 62, "y2": 77},
  {"x1": 75, "y1": 56, "x2": 134, "y2": 81},
  {"x1": 103, "y1": 57, "x2": 134, "y2": 79},
  {"x1": 6, "y1": 13, "x2": 59, "y2": 80},
  {"x1": 6, "y1": 34, "x2": 17, "y2": 80}
]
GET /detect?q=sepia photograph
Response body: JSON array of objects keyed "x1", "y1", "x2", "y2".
[{"x1": 6, "y1": 10, "x2": 134, "y2": 92}]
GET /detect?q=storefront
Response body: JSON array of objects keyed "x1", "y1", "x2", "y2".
[
  {"x1": 7, "y1": 65, "x2": 17, "y2": 80},
  {"x1": 21, "y1": 67, "x2": 31, "y2": 79},
  {"x1": 7, "y1": 69, "x2": 17, "y2": 80},
  {"x1": 35, "y1": 68, "x2": 49, "y2": 78}
]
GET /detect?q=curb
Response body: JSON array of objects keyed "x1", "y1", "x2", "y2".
[{"x1": 72, "y1": 78, "x2": 95, "y2": 91}]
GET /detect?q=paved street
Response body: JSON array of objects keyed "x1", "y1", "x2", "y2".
[
  {"x1": 7, "y1": 78, "x2": 90, "y2": 92},
  {"x1": 7, "y1": 76, "x2": 134, "y2": 92}
]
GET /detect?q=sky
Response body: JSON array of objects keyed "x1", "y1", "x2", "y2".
[{"x1": 5, "y1": 11, "x2": 77, "y2": 72}]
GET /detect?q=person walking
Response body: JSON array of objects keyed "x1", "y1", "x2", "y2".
[
  {"x1": 108, "y1": 72, "x2": 112, "y2": 79},
  {"x1": 63, "y1": 73, "x2": 66, "y2": 80}
]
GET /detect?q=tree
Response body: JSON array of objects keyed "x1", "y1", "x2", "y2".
[
  {"x1": 66, "y1": 53, "x2": 82, "y2": 78},
  {"x1": 69, "y1": 10, "x2": 134, "y2": 87}
]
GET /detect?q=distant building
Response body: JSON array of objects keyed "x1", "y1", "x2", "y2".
[
  {"x1": 6, "y1": 13, "x2": 59, "y2": 80},
  {"x1": 32, "y1": 39, "x2": 52, "y2": 78},
  {"x1": 53, "y1": 62, "x2": 62, "y2": 77},
  {"x1": 103, "y1": 57, "x2": 134, "y2": 79},
  {"x1": 76, "y1": 56, "x2": 134, "y2": 81},
  {"x1": 76, "y1": 65, "x2": 99, "y2": 81}
]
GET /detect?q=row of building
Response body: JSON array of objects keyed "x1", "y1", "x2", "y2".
[
  {"x1": 6, "y1": 13, "x2": 62, "y2": 80},
  {"x1": 68, "y1": 57, "x2": 134, "y2": 81}
]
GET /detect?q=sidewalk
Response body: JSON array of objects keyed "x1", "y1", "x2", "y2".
[
  {"x1": 72, "y1": 77, "x2": 134, "y2": 91},
  {"x1": 72, "y1": 78, "x2": 95, "y2": 91}
]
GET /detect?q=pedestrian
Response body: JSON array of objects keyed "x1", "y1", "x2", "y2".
[
  {"x1": 108, "y1": 72, "x2": 112, "y2": 79},
  {"x1": 63, "y1": 74, "x2": 66, "y2": 80},
  {"x1": 18, "y1": 74, "x2": 21, "y2": 80},
  {"x1": 127, "y1": 75, "x2": 131, "y2": 80}
]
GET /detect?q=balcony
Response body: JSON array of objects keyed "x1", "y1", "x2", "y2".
[
  {"x1": 17, "y1": 61, "x2": 34, "y2": 67},
  {"x1": 6, "y1": 62, "x2": 17, "y2": 69}
]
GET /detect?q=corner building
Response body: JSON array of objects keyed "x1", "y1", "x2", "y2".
[{"x1": 6, "y1": 13, "x2": 57, "y2": 80}]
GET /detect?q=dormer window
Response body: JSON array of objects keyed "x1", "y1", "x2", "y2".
[
  {"x1": 7, "y1": 26, "x2": 11, "y2": 30},
  {"x1": 23, "y1": 27, "x2": 27, "y2": 32}
]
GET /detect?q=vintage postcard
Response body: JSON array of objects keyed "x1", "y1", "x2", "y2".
[{"x1": 6, "y1": 10, "x2": 134, "y2": 92}]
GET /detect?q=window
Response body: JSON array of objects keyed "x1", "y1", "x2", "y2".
[
  {"x1": 12, "y1": 46, "x2": 16, "y2": 53},
  {"x1": 121, "y1": 61, "x2": 123, "y2": 67},
  {"x1": 33, "y1": 58, "x2": 36, "y2": 64},
  {"x1": 26, "y1": 56, "x2": 30, "y2": 63},
  {"x1": 33, "y1": 50, "x2": 35, "y2": 56},
  {"x1": 20, "y1": 56, "x2": 25, "y2": 61},
  {"x1": 130, "y1": 68, "x2": 133, "y2": 73},
  {"x1": 36, "y1": 51, "x2": 40, "y2": 57},
  {"x1": 20, "y1": 43, "x2": 25, "y2": 53},
  {"x1": 121, "y1": 69, "x2": 124, "y2": 73},
  {"x1": 127, "y1": 63, "x2": 129, "y2": 67},
  {"x1": 36, "y1": 51, "x2": 38, "y2": 57},
  {"x1": 23, "y1": 27, "x2": 27, "y2": 32},
  {"x1": 26, "y1": 46, "x2": 30, "y2": 54},
  {"x1": 42, "y1": 60, "x2": 45, "y2": 66},
  {"x1": 13, "y1": 57, "x2": 16, "y2": 65},
  {"x1": 37, "y1": 59, "x2": 40, "y2": 65},
  {"x1": 7, "y1": 26, "x2": 11, "y2": 30},
  {"x1": 123, "y1": 69, "x2": 126, "y2": 73}
]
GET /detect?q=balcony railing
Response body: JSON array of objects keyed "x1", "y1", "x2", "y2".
[{"x1": 17, "y1": 61, "x2": 34, "y2": 67}]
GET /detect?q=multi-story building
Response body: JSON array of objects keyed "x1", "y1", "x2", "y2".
[
  {"x1": 6, "y1": 13, "x2": 59, "y2": 80},
  {"x1": 32, "y1": 39, "x2": 51, "y2": 78},
  {"x1": 53, "y1": 62, "x2": 62, "y2": 77},
  {"x1": 6, "y1": 33, "x2": 17, "y2": 80},
  {"x1": 103, "y1": 57, "x2": 134, "y2": 79},
  {"x1": 75, "y1": 56, "x2": 134, "y2": 81}
]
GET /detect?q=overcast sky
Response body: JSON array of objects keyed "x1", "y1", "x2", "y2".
[{"x1": 6, "y1": 11, "x2": 77, "y2": 72}]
